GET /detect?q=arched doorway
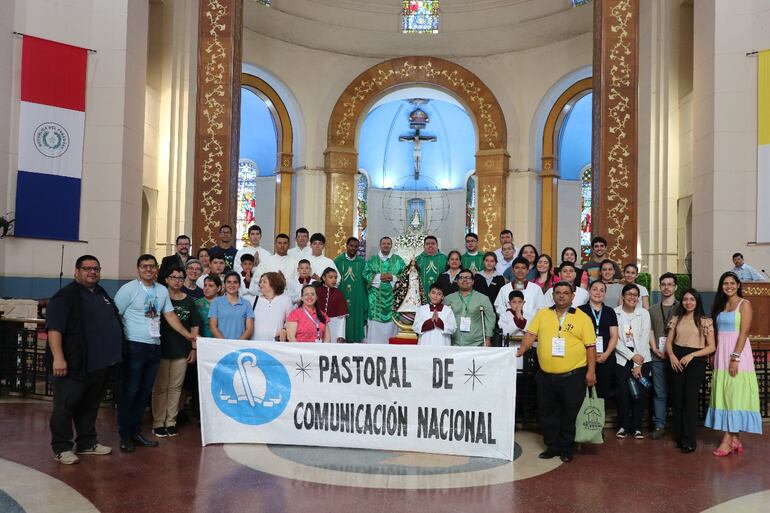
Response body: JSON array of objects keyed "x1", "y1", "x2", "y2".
[
  {"x1": 238, "y1": 74, "x2": 294, "y2": 248},
  {"x1": 540, "y1": 77, "x2": 593, "y2": 258},
  {"x1": 324, "y1": 56, "x2": 509, "y2": 255}
]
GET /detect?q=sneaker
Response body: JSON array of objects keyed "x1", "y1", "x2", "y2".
[
  {"x1": 651, "y1": 427, "x2": 665, "y2": 440},
  {"x1": 54, "y1": 450, "x2": 80, "y2": 465},
  {"x1": 616, "y1": 428, "x2": 628, "y2": 439},
  {"x1": 634, "y1": 430, "x2": 644, "y2": 439},
  {"x1": 165, "y1": 425, "x2": 179, "y2": 437},
  {"x1": 76, "y1": 443, "x2": 112, "y2": 455},
  {"x1": 153, "y1": 427, "x2": 168, "y2": 438}
]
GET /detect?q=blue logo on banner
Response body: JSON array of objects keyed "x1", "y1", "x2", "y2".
[{"x1": 211, "y1": 349, "x2": 291, "y2": 425}]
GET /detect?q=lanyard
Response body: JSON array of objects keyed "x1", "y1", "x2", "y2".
[
  {"x1": 302, "y1": 307, "x2": 321, "y2": 341},
  {"x1": 459, "y1": 291, "x2": 474, "y2": 315},
  {"x1": 590, "y1": 306, "x2": 603, "y2": 335},
  {"x1": 660, "y1": 302, "x2": 676, "y2": 327},
  {"x1": 139, "y1": 281, "x2": 158, "y2": 318},
  {"x1": 556, "y1": 309, "x2": 568, "y2": 337}
]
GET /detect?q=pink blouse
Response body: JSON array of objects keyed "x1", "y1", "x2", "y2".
[{"x1": 287, "y1": 306, "x2": 327, "y2": 342}]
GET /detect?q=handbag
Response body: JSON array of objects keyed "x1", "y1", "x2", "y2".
[{"x1": 574, "y1": 387, "x2": 605, "y2": 444}]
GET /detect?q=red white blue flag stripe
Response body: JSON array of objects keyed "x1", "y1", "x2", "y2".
[{"x1": 15, "y1": 36, "x2": 87, "y2": 241}]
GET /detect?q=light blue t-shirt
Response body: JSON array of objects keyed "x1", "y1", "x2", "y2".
[
  {"x1": 208, "y1": 296, "x2": 255, "y2": 340},
  {"x1": 114, "y1": 280, "x2": 174, "y2": 344}
]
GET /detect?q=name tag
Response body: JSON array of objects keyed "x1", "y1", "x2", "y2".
[
  {"x1": 658, "y1": 336, "x2": 667, "y2": 352},
  {"x1": 595, "y1": 336, "x2": 604, "y2": 354},
  {"x1": 552, "y1": 337, "x2": 566, "y2": 357},
  {"x1": 460, "y1": 316, "x2": 472, "y2": 332},
  {"x1": 148, "y1": 317, "x2": 161, "y2": 338}
]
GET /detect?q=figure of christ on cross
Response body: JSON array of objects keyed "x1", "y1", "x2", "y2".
[{"x1": 399, "y1": 126, "x2": 437, "y2": 180}]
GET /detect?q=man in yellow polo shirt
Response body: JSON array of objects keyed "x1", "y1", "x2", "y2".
[{"x1": 517, "y1": 281, "x2": 597, "y2": 463}]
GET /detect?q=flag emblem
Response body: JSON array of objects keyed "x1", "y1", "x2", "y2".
[{"x1": 34, "y1": 122, "x2": 70, "y2": 157}]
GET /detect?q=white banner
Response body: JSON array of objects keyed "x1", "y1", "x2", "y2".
[{"x1": 197, "y1": 338, "x2": 517, "y2": 460}]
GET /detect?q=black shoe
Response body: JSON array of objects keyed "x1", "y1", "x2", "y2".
[
  {"x1": 538, "y1": 448, "x2": 559, "y2": 459},
  {"x1": 120, "y1": 438, "x2": 135, "y2": 453},
  {"x1": 132, "y1": 434, "x2": 159, "y2": 447},
  {"x1": 560, "y1": 452, "x2": 574, "y2": 463},
  {"x1": 153, "y1": 427, "x2": 168, "y2": 438},
  {"x1": 680, "y1": 445, "x2": 695, "y2": 454},
  {"x1": 165, "y1": 425, "x2": 178, "y2": 437}
]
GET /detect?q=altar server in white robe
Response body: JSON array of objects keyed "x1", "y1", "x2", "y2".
[
  {"x1": 413, "y1": 283, "x2": 457, "y2": 346},
  {"x1": 307, "y1": 232, "x2": 339, "y2": 280}
]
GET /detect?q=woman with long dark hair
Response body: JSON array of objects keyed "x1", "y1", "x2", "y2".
[
  {"x1": 665, "y1": 288, "x2": 715, "y2": 453},
  {"x1": 533, "y1": 254, "x2": 557, "y2": 292},
  {"x1": 705, "y1": 272, "x2": 762, "y2": 456},
  {"x1": 285, "y1": 284, "x2": 331, "y2": 343},
  {"x1": 473, "y1": 252, "x2": 506, "y2": 305},
  {"x1": 437, "y1": 250, "x2": 463, "y2": 295}
]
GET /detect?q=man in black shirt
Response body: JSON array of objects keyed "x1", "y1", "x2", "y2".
[
  {"x1": 208, "y1": 224, "x2": 238, "y2": 271},
  {"x1": 158, "y1": 234, "x2": 191, "y2": 283},
  {"x1": 46, "y1": 255, "x2": 124, "y2": 464}
]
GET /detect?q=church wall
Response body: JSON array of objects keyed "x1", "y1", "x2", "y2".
[
  {"x1": 0, "y1": 0, "x2": 149, "y2": 298},
  {"x1": 240, "y1": 29, "x2": 592, "y2": 253},
  {"x1": 692, "y1": 0, "x2": 770, "y2": 289},
  {"x1": 0, "y1": 0, "x2": 15, "y2": 279}
]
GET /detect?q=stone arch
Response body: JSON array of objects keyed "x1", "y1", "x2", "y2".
[
  {"x1": 241, "y1": 73, "x2": 295, "y2": 236},
  {"x1": 539, "y1": 77, "x2": 593, "y2": 257},
  {"x1": 324, "y1": 56, "x2": 509, "y2": 255}
]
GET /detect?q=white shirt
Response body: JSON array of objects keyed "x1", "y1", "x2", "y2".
[
  {"x1": 258, "y1": 254, "x2": 298, "y2": 282},
  {"x1": 251, "y1": 294, "x2": 293, "y2": 341},
  {"x1": 542, "y1": 286, "x2": 589, "y2": 309},
  {"x1": 494, "y1": 253, "x2": 515, "y2": 276},
  {"x1": 494, "y1": 281, "x2": 545, "y2": 321},
  {"x1": 498, "y1": 309, "x2": 527, "y2": 337},
  {"x1": 494, "y1": 245, "x2": 518, "y2": 270},
  {"x1": 613, "y1": 305, "x2": 652, "y2": 366},
  {"x1": 412, "y1": 304, "x2": 457, "y2": 346},
  {"x1": 288, "y1": 245, "x2": 312, "y2": 260},
  {"x1": 287, "y1": 279, "x2": 313, "y2": 305},
  {"x1": 233, "y1": 247, "x2": 272, "y2": 273},
  {"x1": 307, "y1": 254, "x2": 339, "y2": 278}
]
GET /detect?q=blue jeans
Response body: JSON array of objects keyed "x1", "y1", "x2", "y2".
[
  {"x1": 118, "y1": 341, "x2": 161, "y2": 439},
  {"x1": 651, "y1": 360, "x2": 668, "y2": 429}
]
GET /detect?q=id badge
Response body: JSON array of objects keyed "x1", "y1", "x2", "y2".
[
  {"x1": 148, "y1": 317, "x2": 161, "y2": 338},
  {"x1": 595, "y1": 336, "x2": 604, "y2": 354},
  {"x1": 460, "y1": 316, "x2": 472, "y2": 332},
  {"x1": 552, "y1": 337, "x2": 566, "y2": 357},
  {"x1": 658, "y1": 336, "x2": 667, "y2": 352}
]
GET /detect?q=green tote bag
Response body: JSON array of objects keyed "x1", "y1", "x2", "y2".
[{"x1": 574, "y1": 387, "x2": 605, "y2": 444}]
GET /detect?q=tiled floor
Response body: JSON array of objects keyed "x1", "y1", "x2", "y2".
[{"x1": 0, "y1": 400, "x2": 768, "y2": 513}]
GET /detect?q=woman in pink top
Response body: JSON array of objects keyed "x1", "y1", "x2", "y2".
[{"x1": 285, "y1": 285, "x2": 331, "y2": 343}]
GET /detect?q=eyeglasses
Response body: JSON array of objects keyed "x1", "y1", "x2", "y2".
[
  {"x1": 168, "y1": 276, "x2": 184, "y2": 281},
  {"x1": 78, "y1": 266, "x2": 101, "y2": 273},
  {"x1": 624, "y1": 292, "x2": 640, "y2": 298},
  {"x1": 458, "y1": 276, "x2": 473, "y2": 281},
  {"x1": 139, "y1": 264, "x2": 158, "y2": 270}
]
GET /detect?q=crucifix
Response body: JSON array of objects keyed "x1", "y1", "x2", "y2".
[{"x1": 399, "y1": 105, "x2": 437, "y2": 180}]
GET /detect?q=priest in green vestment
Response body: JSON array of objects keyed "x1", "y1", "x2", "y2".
[
  {"x1": 461, "y1": 232, "x2": 485, "y2": 273},
  {"x1": 334, "y1": 237, "x2": 368, "y2": 342},
  {"x1": 444, "y1": 269, "x2": 495, "y2": 347},
  {"x1": 363, "y1": 236, "x2": 406, "y2": 343},
  {"x1": 415, "y1": 235, "x2": 447, "y2": 298}
]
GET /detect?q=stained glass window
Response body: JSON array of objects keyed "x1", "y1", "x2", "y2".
[
  {"x1": 465, "y1": 175, "x2": 477, "y2": 235},
  {"x1": 256, "y1": 0, "x2": 271, "y2": 6},
  {"x1": 402, "y1": 1, "x2": 439, "y2": 34},
  {"x1": 236, "y1": 159, "x2": 259, "y2": 248},
  {"x1": 571, "y1": 0, "x2": 591, "y2": 7},
  {"x1": 355, "y1": 173, "x2": 369, "y2": 257},
  {"x1": 580, "y1": 165, "x2": 593, "y2": 262}
]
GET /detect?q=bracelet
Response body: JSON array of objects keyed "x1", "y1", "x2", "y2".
[
  {"x1": 730, "y1": 355, "x2": 740, "y2": 362},
  {"x1": 729, "y1": 352, "x2": 740, "y2": 358}
]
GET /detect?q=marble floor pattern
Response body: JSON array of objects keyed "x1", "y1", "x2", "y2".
[{"x1": 0, "y1": 400, "x2": 768, "y2": 513}]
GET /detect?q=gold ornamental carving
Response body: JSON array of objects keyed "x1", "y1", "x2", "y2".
[
  {"x1": 479, "y1": 183, "x2": 500, "y2": 250},
  {"x1": 744, "y1": 286, "x2": 770, "y2": 296},
  {"x1": 329, "y1": 178, "x2": 353, "y2": 253}
]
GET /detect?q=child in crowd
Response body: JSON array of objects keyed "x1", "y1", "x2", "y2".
[
  {"x1": 413, "y1": 283, "x2": 457, "y2": 346},
  {"x1": 238, "y1": 253, "x2": 257, "y2": 303},
  {"x1": 289, "y1": 259, "x2": 314, "y2": 305},
  {"x1": 498, "y1": 290, "x2": 528, "y2": 369},
  {"x1": 315, "y1": 267, "x2": 349, "y2": 343}
]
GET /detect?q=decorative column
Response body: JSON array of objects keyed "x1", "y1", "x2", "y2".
[
  {"x1": 592, "y1": 0, "x2": 639, "y2": 263},
  {"x1": 539, "y1": 156, "x2": 559, "y2": 257},
  {"x1": 324, "y1": 147, "x2": 358, "y2": 256},
  {"x1": 192, "y1": 0, "x2": 243, "y2": 248},
  {"x1": 275, "y1": 152, "x2": 293, "y2": 236},
  {"x1": 475, "y1": 150, "x2": 510, "y2": 252}
]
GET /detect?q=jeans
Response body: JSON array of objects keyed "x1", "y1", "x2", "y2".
[
  {"x1": 50, "y1": 367, "x2": 111, "y2": 454},
  {"x1": 650, "y1": 359, "x2": 668, "y2": 429},
  {"x1": 118, "y1": 341, "x2": 161, "y2": 439}
]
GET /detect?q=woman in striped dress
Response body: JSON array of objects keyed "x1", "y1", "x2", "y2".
[{"x1": 705, "y1": 272, "x2": 762, "y2": 456}]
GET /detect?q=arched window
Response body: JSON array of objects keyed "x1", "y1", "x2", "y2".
[
  {"x1": 580, "y1": 165, "x2": 593, "y2": 261},
  {"x1": 401, "y1": 1, "x2": 439, "y2": 34},
  {"x1": 355, "y1": 173, "x2": 369, "y2": 257},
  {"x1": 236, "y1": 159, "x2": 259, "y2": 247},
  {"x1": 465, "y1": 175, "x2": 477, "y2": 235}
]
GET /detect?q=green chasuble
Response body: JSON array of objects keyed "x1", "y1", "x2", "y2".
[
  {"x1": 461, "y1": 252, "x2": 485, "y2": 274},
  {"x1": 443, "y1": 290, "x2": 496, "y2": 346},
  {"x1": 363, "y1": 253, "x2": 406, "y2": 322},
  {"x1": 334, "y1": 253, "x2": 368, "y2": 342},
  {"x1": 415, "y1": 252, "x2": 447, "y2": 297}
]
